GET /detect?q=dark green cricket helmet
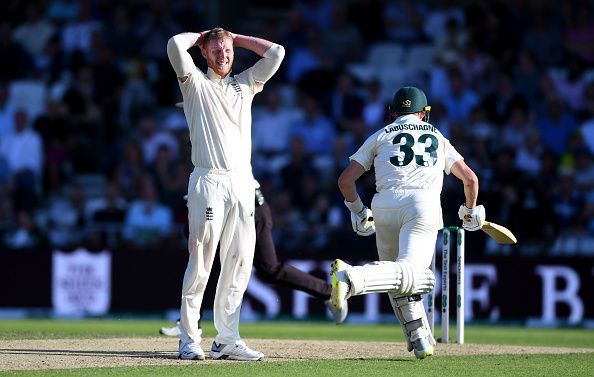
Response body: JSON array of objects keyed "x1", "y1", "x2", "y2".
[{"x1": 390, "y1": 86, "x2": 431, "y2": 114}]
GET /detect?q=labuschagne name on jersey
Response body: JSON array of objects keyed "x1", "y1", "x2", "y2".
[{"x1": 384, "y1": 124, "x2": 437, "y2": 134}]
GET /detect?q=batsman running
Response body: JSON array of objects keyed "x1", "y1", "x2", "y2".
[
  {"x1": 167, "y1": 27, "x2": 284, "y2": 361},
  {"x1": 332, "y1": 86, "x2": 485, "y2": 359}
]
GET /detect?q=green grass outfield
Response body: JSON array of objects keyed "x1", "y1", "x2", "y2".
[{"x1": 0, "y1": 319, "x2": 593, "y2": 376}]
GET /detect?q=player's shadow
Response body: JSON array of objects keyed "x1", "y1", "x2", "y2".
[{"x1": 0, "y1": 349, "x2": 177, "y2": 360}]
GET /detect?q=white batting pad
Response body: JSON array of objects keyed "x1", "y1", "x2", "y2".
[
  {"x1": 346, "y1": 260, "x2": 435, "y2": 296},
  {"x1": 391, "y1": 295, "x2": 436, "y2": 350}
]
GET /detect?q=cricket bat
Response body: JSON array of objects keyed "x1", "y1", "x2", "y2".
[{"x1": 482, "y1": 221, "x2": 517, "y2": 244}]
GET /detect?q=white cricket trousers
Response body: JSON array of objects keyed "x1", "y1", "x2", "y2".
[
  {"x1": 180, "y1": 167, "x2": 256, "y2": 346},
  {"x1": 371, "y1": 191, "x2": 442, "y2": 268}
]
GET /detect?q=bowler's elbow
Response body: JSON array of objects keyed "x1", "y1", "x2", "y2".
[
  {"x1": 267, "y1": 44, "x2": 285, "y2": 61},
  {"x1": 166, "y1": 36, "x2": 179, "y2": 57}
]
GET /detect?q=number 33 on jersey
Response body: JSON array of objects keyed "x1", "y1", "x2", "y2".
[{"x1": 349, "y1": 115, "x2": 463, "y2": 193}]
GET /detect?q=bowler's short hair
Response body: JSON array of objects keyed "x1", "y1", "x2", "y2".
[{"x1": 202, "y1": 27, "x2": 233, "y2": 47}]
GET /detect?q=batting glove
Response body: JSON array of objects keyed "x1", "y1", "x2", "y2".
[
  {"x1": 458, "y1": 204, "x2": 486, "y2": 231},
  {"x1": 344, "y1": 197, "x2": 375, "y2": 236}
]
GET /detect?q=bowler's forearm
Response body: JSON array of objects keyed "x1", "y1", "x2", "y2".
[
  {"x1": 340, "y1": 183, "x2": 360, "y2": 203},
  {"x1": 233, "y1": 34, "x2": 277, "y2": 57}
]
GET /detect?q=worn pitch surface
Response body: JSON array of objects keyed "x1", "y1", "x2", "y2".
[{"x1": 1, "y1": 337, "x2": 592, "y2": 371}]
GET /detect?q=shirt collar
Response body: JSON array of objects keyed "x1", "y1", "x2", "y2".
[
  {"x1": 397, "y1": 114, "x2": 419, "y2": 122},
  {"x1": 206, "y1": 67, "x2": 233, "y2": 83}
]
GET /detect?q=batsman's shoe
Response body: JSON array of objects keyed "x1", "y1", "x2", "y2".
[
  {"x1": 411, "y1": 336, "x2": 434, "y2": 359},
  {"x1": 330, "y1": 259, "x2": 352, "y2": 318},
  {"x1": 325, "y1": 299, "x2": 348, "y2": 324},
  {"x1": 178, "y1": 341, "x2": 205, "y2": 360},
  {"x1": 159, "y1": 321, "x2": 181, "y2": 337},
  {"x1": 210, "y1": 340, "x2": 263, "y2": 361}
]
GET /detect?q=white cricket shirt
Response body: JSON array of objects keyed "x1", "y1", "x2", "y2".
[
  {"x1": 350, "y1": 114, "x2": 463, "y2": 197},
  {"x1": 169, "y1": 39, "x2": 284, "y2": 173}
]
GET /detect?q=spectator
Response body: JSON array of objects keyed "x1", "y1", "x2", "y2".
[
  {"x1": 322, "y1": 6, "x2": 364, "y2": 63},
  {"x1": 295, "y1": 0, "x2": 335, "y2": 32},
  {"x1": 442, "y1": 68, "x2": 479, "y2": 123},
  {"x1": 514, "y1": 129, "x2": 543, "y2": 176},
  {"x1": 60, "y1": 2, "x2": 103, "y2": 59},
  {"x1": 0, "y1": 109, "x2": 43, "y2": 212},
  {"x1": 92, "y1": 182, "x2": 127, "y2": 224},
  {"x1": 513, "y1": 51, "x2": 541, "y2": 108},
  {"x1": 11, "y1": 4, "x2": 56, "y2": 60},
  {"x1": 286, "y1": 30, "x2": 329, "y2": 83},
  {"x1": 104, "y1": 5, "x2": 140, "y2": 59},
  {"x1": 91, "y1": 182, "x2": 127, "y2": 247},
  {"x1": 323, "y1": 72, "x2": 364, "y2": 132},
  {"x1": 0, "y1": 22, "x2": 34, "y2": 80},
  {"x1": 290, "y1": 94, "x2": 336, "y2": 156},
  {"x1": 112, "y1": 139, "x2": 145, "y2": 201},
  {"x1": 280, "y1": 136, "x2": 317, "y2": 207},
  {"x1": 148, "y1": 145, "x2": 187, "y2": 210},
  {"x1": 383, "y1": 0, "x2": 426, "y2": 43},
  {"x1": 119, "y1": 62, "x2": 158, "y2": 130},
  {"x1": 279, "y1": 7, "x2": 309, "y2": 57},
  {"x1": 46, "y1": 183, "x2": 87, "y2": 247},
  {"x1": 500, "y1": 104, "x2": 535, "y2": 150},
  {"x1": 3, "y1": 210, "x2": 46, "y2": 249},
  {"x1": 521, "y1": 8, "x2": 564, "y2": 68},
  {"x1": 434, "y1": 17, "x2": 468, "y2": 67},
  {"x1": 549, "y1": 167, "x2": 586, "y2": 234},
  {"x1": 482, "y1": 70, "x2": 525, "y2": 125},
  {"x1": 123, "y1": 174, "x2": 173, "y2": 246},
  {"x1": 550, "y1": 54, "x2": 589, "y2": 112},
  {"x1": 304, "y1": 191, "x2": 343, "y2": 249},
  {"x1": 361, "y1": 78, "x2": 388, "y2": 132},
  {"x1": 252, "y1": 85, "x2": 303, "y2": 176},
  {"x1": 136, "y1": 115, "x2": 179, "y2": 166},
  {"x1": 535, "y1": 96, "x2": 578, "y2": 157},
  {"x1": 423, "y1": 0, "x2": 465, "y2": 41},
  {"x1": 34, "y1": 34, "x2": 68, "y2": 84}
]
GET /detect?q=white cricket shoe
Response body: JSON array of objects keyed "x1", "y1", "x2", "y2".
[
  {"x1": 178, "y1": 341, "x2": 205, "y2": 360},
  {"x1": 411, "y1": 336, "x2": 434, "y2": 359},
  {"x1": 330, "y1": 259, "x2": 352, "y2": 319},
  {"x1": 160, "y1": 321, "x2": 181, "y2": 337},
  {"x1": 325, "y1": 299, "x2": 348, "y2": 324},
  {"x1": 210, "y1": 340, "x2": 263, "y2": 361}
]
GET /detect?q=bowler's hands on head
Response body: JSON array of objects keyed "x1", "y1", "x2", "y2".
[{"x1": 458, "y1": 204, "x2": 486, "y2": 231}]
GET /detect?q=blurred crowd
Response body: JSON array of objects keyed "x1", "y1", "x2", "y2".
[{"x1": 0, "y1": 0, "x2": 593, "y2": 256}]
